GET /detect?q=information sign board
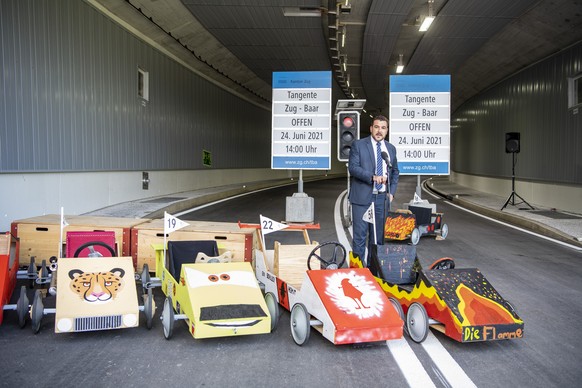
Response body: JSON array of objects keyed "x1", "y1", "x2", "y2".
[
  {"x1": 389, "y1": 75, "x2": 450, "y2": 175},
  {"x1": 271, "y1": 71, "x2": 332, "y2": 170}
]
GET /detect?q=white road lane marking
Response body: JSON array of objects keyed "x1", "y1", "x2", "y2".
[
  {"x1": 422, "y1": 332, "x2": 477, "y2": 388},
  {"x1": 387, "y1": 339, "x2": 437, "y2": 388}
]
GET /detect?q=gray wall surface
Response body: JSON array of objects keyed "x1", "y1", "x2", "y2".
[
  {"x1": 452, "y1": 42, "x2": 582, "y2": 185},
  {"x1": 0, "y1": 0, "x2": 271, "y2": 173}
]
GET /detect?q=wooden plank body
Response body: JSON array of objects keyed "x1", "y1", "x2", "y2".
[
  {"x1": 11, "y1": 215, "x2": 148, "y2": 267},
  {"x1": 134, "y1": 219, "x2": 255, "y2": 271}
]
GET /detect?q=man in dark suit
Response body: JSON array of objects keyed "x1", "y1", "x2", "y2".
[{"x1": 348, "y1": 115, "x2": 399, "y2": 266}]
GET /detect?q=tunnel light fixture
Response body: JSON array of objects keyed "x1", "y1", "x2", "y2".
[
  {"x1": 396, "y1": 54, "x2": 404, "y2": 74},
  {"x1": 419, "y1": 0, "x2": 435, "y2": 32},
  {"x1": 283, "y1": 7, "x2": 322, "y2": 17}
]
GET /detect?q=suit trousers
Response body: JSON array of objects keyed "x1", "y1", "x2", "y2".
[{"x1": 351, "y1": 192, "x2": 387, "y2": 267}]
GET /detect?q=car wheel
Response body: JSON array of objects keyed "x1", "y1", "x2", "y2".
[
  {"x1": 290, "y1": 303, "x2": 311, "y2": 346},
  {"x1": 406, "y1": 302, "x2": 429, "y2": 343},
  {"x1": 162, "y1": 297, "x2": 174, "y2": 340},
  {"x1": 265, "y1": 292, "x2": 280, "y2": 332},
  {"x1": 440, "y1": 223, "x2": 449, "y2": 239},
  {"x1": 16, "y1": 286, "x2": 29, "y2": 328},
  {"x1": 31, "y1": 290, "x2": 44, "y2": 334}
]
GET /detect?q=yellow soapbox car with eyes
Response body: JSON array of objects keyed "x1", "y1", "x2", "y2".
[{"x1": 150, "y1": 240, "x2": 273, "y2": 339}]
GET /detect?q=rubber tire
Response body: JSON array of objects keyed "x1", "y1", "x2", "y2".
[
  {"x1": 406, "y1": 302, "x2": 429, "y2": 343},
  {"x1": 144, "y1": 288, "x2": 154, "y2": 330},
  {"x1": 39, "y1": 260, "x2": 49, "y2": 283},
  {"x1": 31, "y1": 290, "x2": 44, "y2": 334},
  {"x1": 290, "y1": 303, "x2": 311, "y2": 346},
  {"x1": 440, "y1": 223, "x2": 449, "y2": 239},
  {"x1": 411, "y1": 228, "x2": 421, "y2": 245},
  {"x1": 141, "y1": 264, "x2": 151, "y2": 294},
  {"x1": 265, "y1": 292, "x2": 280, "y2": 332},
  {"x1": 389, "y1": 297, "x2": 405, "y2": 322},
  {"x1": 162, "y1": 297, "x2": 175, "y2": 340},
  {"x1": 16, "y1": 286, "x2": 29, "y2": 328}
]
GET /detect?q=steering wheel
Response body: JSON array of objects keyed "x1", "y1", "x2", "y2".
[
  {"x1": 73, "y1": 241, "x2": 116, "y2": 258},
  {"x1": 429, "y1": 257, "x2": 455, "y2": 270},
  {"x1": 307, "y1": 241, "x2": 346, "y2": 270}
]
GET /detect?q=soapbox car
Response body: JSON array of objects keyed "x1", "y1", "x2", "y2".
[
  {"x1": 27, "y1": 231, "x2": 154, "y2": 334},
  {"x1": 350, "y1": 244, "x2": 524, "y2": 343},
  {"x1": 384, "y1": 205, "x2": 448, "y2": 245},
  {"x1": 151, "y1": 240, "x2": 272, "y2": 340},
  {"x1": 255, "y1": 241, "x2": 403, "y2": 346}
]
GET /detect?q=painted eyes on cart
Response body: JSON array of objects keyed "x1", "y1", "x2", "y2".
[{"x1": 208, "y1": 274, "x2": 230, "y2": 282}]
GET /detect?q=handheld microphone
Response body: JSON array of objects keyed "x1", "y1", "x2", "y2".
[{"x1": 381, "y1": 151, "x2": 392, "y2": 168}]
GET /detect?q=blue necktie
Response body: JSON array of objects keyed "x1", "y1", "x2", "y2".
[{"x1": 376, "y1": 141, "x2": 383, "y2": 191}]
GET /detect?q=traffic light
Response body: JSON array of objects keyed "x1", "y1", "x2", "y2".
[{"x1": 337, "y1": 111, "x2": 360, "y2": 162}]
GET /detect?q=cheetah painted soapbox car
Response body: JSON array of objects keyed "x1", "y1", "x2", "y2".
[
  {"x1": 350, "y1": 244, "x2": 524, "y2": 343},
  {"x1": 151, "y1": 240, "x2": 272, "y2": 339},
  {"x1": 27, "y1": 232, "x2": 154, "y2": 334},
  {"x1": 254, "y1": 241, "x2": 403, "y2": 346}
]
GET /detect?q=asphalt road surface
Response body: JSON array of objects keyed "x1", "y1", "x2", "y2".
[{"x1": 1, "y1": 176, "x2": 581, "y2": 387}]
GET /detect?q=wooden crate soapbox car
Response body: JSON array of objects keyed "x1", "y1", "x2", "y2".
[
  {"x1": 350, "y1": 244, "x2": 524, "y2": 343},
  {"x1": 150, "y1": 240, "x2": 272, "y2": 340},
  {"x1": 25, "y1": 231, "x2": 154, "y2": 334},
  {"x1": 384, "y1": 203, "x2": 448, "y2": 245},
  {"x1": 243, "y1": 221, "x2": 403, "y2": 346}
]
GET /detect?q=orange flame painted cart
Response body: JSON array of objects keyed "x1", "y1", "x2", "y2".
[{"x1": 350, "y1": 245, "x2": 523, "y2": 343}]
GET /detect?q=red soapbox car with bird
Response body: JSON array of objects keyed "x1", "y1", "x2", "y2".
[{"x1": 253, "y1": 238, "x2": 403, "y2": 346}]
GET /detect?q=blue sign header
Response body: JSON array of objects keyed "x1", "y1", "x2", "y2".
[
  {"x1": 273, "y1": 71, "x2": 332, "y2": 89},
  {"x1": 390, "y1": 75, "x2": 451, "y2": 93}
]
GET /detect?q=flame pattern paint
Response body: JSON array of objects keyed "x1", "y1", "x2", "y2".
[{"x1": 350, "y1": 253, "x2": 524, "y2": 342}]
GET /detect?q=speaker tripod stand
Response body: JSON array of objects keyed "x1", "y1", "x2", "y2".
[{"x1": 501, "y1": 152, "x2": 534, "y2": 211}]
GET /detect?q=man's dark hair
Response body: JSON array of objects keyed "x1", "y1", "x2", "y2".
[{"x1": 372, "y1": 114, "x2": 389, "y2": 123}]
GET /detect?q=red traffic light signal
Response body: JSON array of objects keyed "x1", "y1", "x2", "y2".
[
  {"x1": 342, "y1": 116, "x2": 354, "y2": 128},
  {"x1": 337, "y1": 111, "x2": 360, "y2": 162}
]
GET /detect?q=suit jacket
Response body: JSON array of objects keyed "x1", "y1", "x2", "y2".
[{"x1": 348, "y1": 136, "x2": 399, "y2": 206}]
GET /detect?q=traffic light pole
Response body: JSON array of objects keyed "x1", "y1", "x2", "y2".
[{"x1": 343, "y1": 163, "x2": 352, "y2": 228}]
